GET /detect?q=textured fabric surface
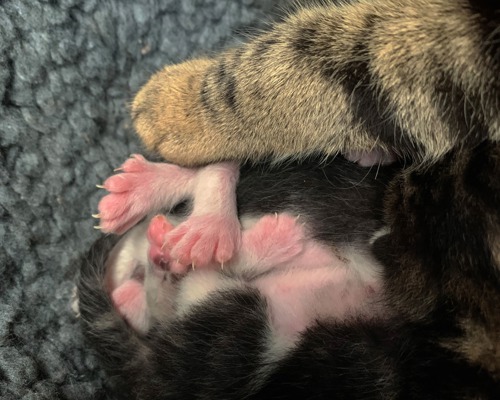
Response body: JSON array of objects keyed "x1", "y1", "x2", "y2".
[{"x1": 0, "y1": 1, "x2": 282, "y2": 398}]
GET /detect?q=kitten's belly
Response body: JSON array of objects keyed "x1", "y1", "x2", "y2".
[
  {"x1": 253, "y1": 246, "x2": 382, "y2": 340},
  {"x1": 103, "y1": 215, "x2": 385, "y2": 342}
]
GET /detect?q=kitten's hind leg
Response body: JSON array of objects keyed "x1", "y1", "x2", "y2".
[
  {"x1": 111, "y1": 279, "x2": 149, "y2": 333},
  {"x1": 237, "y1": 213, "x2": 306, "y2": 274}
]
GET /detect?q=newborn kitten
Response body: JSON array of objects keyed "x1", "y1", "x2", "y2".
[
  {"x1": 99, "y1": 155, "x2": 388, "y2": 338},
  {"x1": 77, "y1": 154, "x2": 398, "y2": 398},
  {"x1": 77, "y1": 144, "x2": 500, "y2": 399}
]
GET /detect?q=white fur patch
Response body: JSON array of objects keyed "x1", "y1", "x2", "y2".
[
  {"x1": 104, "y1": 220, "x2": 150, "y2": 291},
  {"x1": 175, "y1": 270, "x2": 244, "y2": 317},
  {"x1": 340, "y1": 246, "x2": 383, "y2": 282},
  {"x1": 369, "y1": 226, "x2": 390, "y2": 246}
]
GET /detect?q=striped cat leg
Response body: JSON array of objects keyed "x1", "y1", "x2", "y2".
[{"x1": 132, "y1": 0, "x2": 500, "y2": 166}]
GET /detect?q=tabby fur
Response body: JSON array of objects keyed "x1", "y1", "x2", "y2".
[{"x1": 131, "y1": 0, "x2": 500, "y2": 166}]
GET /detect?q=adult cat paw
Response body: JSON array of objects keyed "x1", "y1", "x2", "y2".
[{"x1": 131, "y1": 59, "x2": 231, "y2": 166}]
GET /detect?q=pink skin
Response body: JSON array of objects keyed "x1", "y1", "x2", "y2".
[
  {"x1": 255, "y1": 267, "x2": 379, "y2": 338},
  {"x1": 111, "y1": 279, "x2": 148, "y2": 332},
  {"x1": 98, "y1": 153, "x2": 394, "y2": 270},
  {"x1": 101, "y1": 155, "x2": 385, "y2": 336},
  {"x1": 344, "y1": 148, "x2": 397, "y2": 167},
  {"x1": 98, "y1": 155, "x2": 240, "y2": 272},
  {"x1": 239, "y1": 215, "x2": 379, "y2": 337},
  {"x1": 113, "y1": 212, "x2": 379, "y2": 338}
]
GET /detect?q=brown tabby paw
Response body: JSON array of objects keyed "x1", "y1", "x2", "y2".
[{"x1": 132, "y1": 59, "x2": 238, "y2": 166}]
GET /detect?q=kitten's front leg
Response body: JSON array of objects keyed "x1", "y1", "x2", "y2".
[
  {"x1": 164, "y1": 162, "x2": 241, "y2": 270},
  {"x1": 97, "y1": 157, "x2": 241, "y2": 271},
  {"x1": 132, "y1": 0, "x2": 499, "y2": 167}
]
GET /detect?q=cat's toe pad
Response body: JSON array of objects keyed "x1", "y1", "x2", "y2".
[
  {"x1": 164, "y1": 214, "x2": 241, "y2": 273},
  {"x1": 247, "y1": 213, "x2": 306, "y2": 265}
]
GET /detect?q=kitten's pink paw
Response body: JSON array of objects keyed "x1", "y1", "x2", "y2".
[
  {"x1": 97, "y1": 155, "x2": 188, "y2": 234},
  {"x1": 98, "y1": 155, "x2": 158, "y2": 234},
  {"x1": 111, "y1": 279, "x2": 147, "y2": 331},
  {"x1": 245, "y1": 214, "x2": 305, "y2": 265},
  {"x1": 164, "y1": 214, "x2": 241, "y2": 273},
  {"x1": 147, "y1": 215, "x2": 178, "y2": 271}
]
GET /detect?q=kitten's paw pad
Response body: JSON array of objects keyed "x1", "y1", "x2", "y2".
[
  {"x1": 165, "y1": 214, "x2": 241, "y2": 271},
  {"x1": 248, "y1": 214, "x2": 305, "y2": 264},
  {"x1": 97, "y1": 156, "x2": 187, "y2": 234},
  {"x1": 111, "y1": 279, "x2": 147, "y2": 330}
]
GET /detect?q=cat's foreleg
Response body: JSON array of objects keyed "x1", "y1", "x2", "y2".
[{"x1": 131, "y1": 0, "x2": 500, "y2": 166}]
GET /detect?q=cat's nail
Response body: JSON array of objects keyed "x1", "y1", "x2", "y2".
[
  {"x1": 96, "y1": 184, "x2": 105, "y2": 189},
  {"x1": 114, "y1": 167, "x2": 123, "y2": 172},
  {"x1": 92, "y1": 213, "x2": 101, "y2": 219}
]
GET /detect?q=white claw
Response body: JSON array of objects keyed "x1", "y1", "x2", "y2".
[
  {"x1": 93, "y1": 225, "x2": 102, "y2": 230},
  {"x1": 92, "y1": 213, "x2": 101, "y2": 219},
  {"x1": 96, "y1": 184, "x2": 105, "y2": 189}
]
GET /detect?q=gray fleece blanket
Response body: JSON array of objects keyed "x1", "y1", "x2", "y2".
[{"x1": 0, "y1": 1, "x2": 282, "y2": 398}]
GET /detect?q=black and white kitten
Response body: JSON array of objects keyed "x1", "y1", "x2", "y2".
[{"x1": 77, "y1": 143, "x2": 500, "y2": 399}]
